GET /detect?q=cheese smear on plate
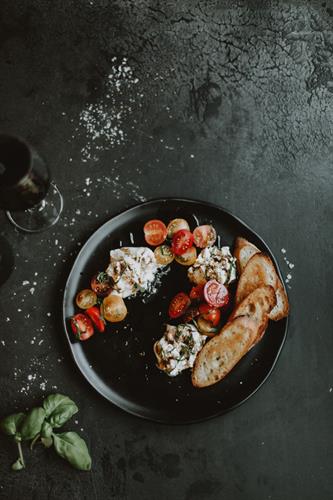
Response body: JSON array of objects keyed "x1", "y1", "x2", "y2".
[{"x1": 106, "y1": 247, "x2": 160, "y2": 298}]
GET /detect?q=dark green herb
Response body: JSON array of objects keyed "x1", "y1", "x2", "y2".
[{"x1": 0, "y1": 393, "x2": 91, "y2": 473}]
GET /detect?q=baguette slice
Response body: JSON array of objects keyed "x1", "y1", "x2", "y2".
[
  {"x1": 231, "y1": 285, "x2": 276, "y2": 344},
  {"x1": 192, "y1": 316, "x2": 257, "y2": 388},
  {"x1": 235, "y1": 253, "x2": 278, "y2": 305},
  {"x1": 269, "y1": 278, "x2": 289, "y2": 321},
  {"x1": 233, "y1": 237, "x2": 260, "y2": 274}
]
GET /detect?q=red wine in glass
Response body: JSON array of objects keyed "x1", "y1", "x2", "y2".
[{"x1": 0, "y1": 135, "x2": 63, "y2": 232}]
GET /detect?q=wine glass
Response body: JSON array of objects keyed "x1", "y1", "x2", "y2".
[{"x1": 0, "y1": 134, "x2": 63, "y2": 232}]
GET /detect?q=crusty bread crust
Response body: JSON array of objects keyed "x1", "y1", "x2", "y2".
[
  {"x1": 233, "y1": 237, "x2": 260, "y2": 274},
  {"x1": 235, "y1": 253, "x2": 278, "y2": 305},
  {"x1": 231, "y1": 285, "x2": 276, "y2": 344},
  {"x1": 191, "y1": 316, "x2": 257, "y2": 388},
  {"x1": 269, "y1": 277, "x2": 289, "y2": 321}
]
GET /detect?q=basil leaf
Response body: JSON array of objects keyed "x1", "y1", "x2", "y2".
[
  {"x1": 20, "y1": 407, "x2": 45, "y2": 441},
  {"x1": 41, "y1": 421, "x2": 53, "y2": 439},
  {"x1": 53, "y1": 432, "x2": 91, "y2": 471},
  {"x1": 43, "y1": 394, "x2": 78, "y2": 428},
  {"x1": 41, "y1": 436, "x2": 53, "y2": 448},
  {"x1": 11, "y1": 457, "x2": 25, "y2": 471},
  {"x1": 0, "y1": 413, "x2": 25, "y2": 437}
]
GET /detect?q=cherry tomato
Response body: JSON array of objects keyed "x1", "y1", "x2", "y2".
[
  {"x1": 193, "y1": 225, "x2": 217, "y2": 248},
  {"x1": 182, "y1": 306, "x2": 200, "y2": 323},
  {"x1": 174, "y1": 246, "x2": 197, "y2": 266},
  {"x1": 168, "y1": 292, "x2": 191, "y2": 319},
  {"x1": 102, "y1": 294, "x2": 127, "y2": 322},
  {"x1": 171, "y1": 229, "x2": 194, "y2": 256},
  {"x1": 189, "y1": 284, "x2": 205, "y2": 301},
  {"x1": 144, "y1": 220, "x2": 167, "y2": 246},
  {"x1": 167, "y1": 218, "x2": 190, "y2": 239},
  {"x1": 91, "y1": 272, "x2": 113, "y2": 297},
  {"x1": 198, "y1": 303, "x2": 221, "y2": 326},
  {"x1": 70, "y1": 313, "x2": 94, "y2": 341},
  {"x1": 75, "y1": 289, "x2": 97, "y2": 309},
  {"x1": 86, "y1": 306, "x2": 105, "y2": 332},
  {"x1": 197, "y1": 316, "x2": 218, "y2": 337},
  {"x1": 203, "y1": 280, "x2": 229, "y2": 308},
  {"x1": 154, "y1": 245, "x2": 174, "y2": 265}
]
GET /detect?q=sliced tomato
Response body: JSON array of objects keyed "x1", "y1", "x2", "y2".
[
  {"x1": 171, "y1": 229, "x2": 194, "y2": 256},
  {"x1": 203, "y1": 280, "x2": 229, "y2": 308},
  {"x1": 193, "y1": 225, "x2": 217, "y2": 248},
  {"x1": 91, "y1": 272, "x2": 113, "y2": 297},
  {"x1": 86, "y1": 306, "x2": 105, "y2": 332},
  {"x1": 154, "y1": 245, "x2": 174, "y2": 265},
  {"x1": 75, "y1": 289, "x2": 97, "y2": 309},
  {"x1": 166, "y1": 218, "x2": 190, "y2": 239},
  {"x1": 189, "y1": 284, "x2": 205, "y2": 301},
  {"x1": 168, "y1": 292, "x2": 191, "y2": 319},
  {"x1": 198, "y1": 303, "x2": 221, "y2": 326},
  {"x1": 175, "y1": 246, "x2": 197, "y2": 266},
  {"x1": 182, "y1": 306, "x2": 200, "y2": 323},
  {"x1": 144, "y1": 219, "x2": 167, "y2": 246},
  {"x1": 70, "y1": 313, "x2": 94, "y2": 341}
]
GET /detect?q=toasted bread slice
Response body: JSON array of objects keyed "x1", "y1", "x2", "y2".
[
  {"x1": 269, "y1": 278, "x2": 289, "y2": 321},
  {"x1": 231, "y1": 285, "x2": 276, "y2": 344},
  {"x1": 233, "y1": 237, "x2": 260, "y2": 274},
  {"x1": 191, "y1": 316, "x2": 257, "y2": 388},
  {"x1": 235, "y1": 253, "x2": 278, "y2": 305}
]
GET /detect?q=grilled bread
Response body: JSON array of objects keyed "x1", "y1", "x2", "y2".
[
  {"x1": 231, "y1": 285, "x2": 276, "y2": 344},
  {"x1": 235, "y1": 253, "x2": 277, "y2": 305},
  {"x1": 269, "y1": 277, "x2": 289, "y2": 321},
  {"x1": 233, "y1": 237, "x2": 260, "y2": 274},
  {"x1": 192, "y1": 316, "x2": 257, "y2": 388}
]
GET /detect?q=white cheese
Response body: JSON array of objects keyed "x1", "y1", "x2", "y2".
[
  {"x1": 154, "y1": 324, "x2": 207, "y2": 377},
  {"x1": 188, "y1": 245, "x2": 237, "y2": 285},
  {"x1": 106, "y1": 247, "x2": 160, "y2": 298}
]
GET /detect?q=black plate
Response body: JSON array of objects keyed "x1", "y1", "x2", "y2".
[{"x1": 63, "y1": 198, "x2": 288, "y2": 424}]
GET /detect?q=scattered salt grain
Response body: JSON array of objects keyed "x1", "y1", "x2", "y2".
[
  {"x1": 22, "y1": 280, "x2": 30, "y2": 286},
  {"x1": 29, "y1": 288, "x2": 35, "y2": 295},
  {"x1": 281, "y1": 248, "x2": 286, "y2": 254}
]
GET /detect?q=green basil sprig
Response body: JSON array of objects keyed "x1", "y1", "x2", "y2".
[{"x1": 0, "y1": 393, "x2": 91, "y2": 472}]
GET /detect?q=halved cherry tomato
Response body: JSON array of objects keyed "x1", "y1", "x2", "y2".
[
  {"x1": 171, "y1": 229, "x2": 194, "y2": 256},
  {"x1": 144, "y1": 220, "x2": 167, "y2": 246},
  {"x1": 203, "y1": 280, "x2": 229, "y2": 307},
  {"x1": 91, "y1": 272, "x2": 113, "y2": 297},
  {"x1": 182, "y1": 306, "x2": 200, "y2": 323},
  {"x1": 102, "y1": 294, "x2": 127, "y2": 322},
  {"x1": 168, "y1": 292, "x2": 191, "y2": 318},
  {"x1": 70, "y1": 313, "x2": 94, "y2": 341},
  {"x1": 75, "y1": 289, "x2": 97, "y2": 309},
  {"x1": 197, "y1": 316, "x2": 218, "y2": 337},
  {"x1": 167, "y1": 218, "x2": 190, "y2": 239},
  {"x1": 193, "y1": 225, "x2": 217, "y2": 248},
  {"x1": 86, "y1": 306, "x2": 105, "y2": 332},
  {"x1": 175, "y1": 246, "x2": 197, "y2": 266},
  {"x1": 189, "y1": 284, "x2": 205, "y2": 301},
  {"x1": 198, "y1": 303, "x2": 221, "y2": 326},
  {"x1": 154, "y1": 245, "x2": 174, "y2": 265}
]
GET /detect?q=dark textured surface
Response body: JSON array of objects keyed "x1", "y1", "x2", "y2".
[{"x1": 0, "y1": 1, "x2": 332, "y2": 499}]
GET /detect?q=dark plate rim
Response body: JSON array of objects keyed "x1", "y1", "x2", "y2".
[{"x1": 62, "y1": 197, "x2": 289, "y2": 425}]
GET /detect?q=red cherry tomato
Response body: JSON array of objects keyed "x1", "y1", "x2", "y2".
[
  {"x1": 86, "y1": 306, "x2": 106, "y2": 332},
  {"x1": 182, "y1": 306, "x2": 200, "y2": 323},
  {"x1": 144, "y1": 220, "x2": 167, "y2": 246},
  {"x1": 189, "y1": 284, "x2": 205, "y2": 301},
  {"x1": 70, "y1": 313, "x2": 94, "y2": 341},
  {"x1": 193, "y1": 225, "x2": 217, "y2": 248},
  {"x1": 203, "y1": 280, "x2": 229, "y2": 307},
  {"x1": 198, "y1": 303, "x2": 221, "y2": 326},
  {"x1": 91, "y1": 272, "x2": 113, "y2": 297},
  {"x1": 171, "y1": 230, "x2": 194, "y2": 256},
  {"x1": 168, "y1": 292, "x2": 191, "y2": 319}
]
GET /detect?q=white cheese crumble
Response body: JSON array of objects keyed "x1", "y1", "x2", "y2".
[
  {"x1": 106, "y1": 247, "x2": 160, "y2": 298},
  {"x1": 154, "y1": 324, "x2": 207, "y2": 377},
  {"x1": 188, "y1": 246, "x2": 237, "y2": 285}
]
